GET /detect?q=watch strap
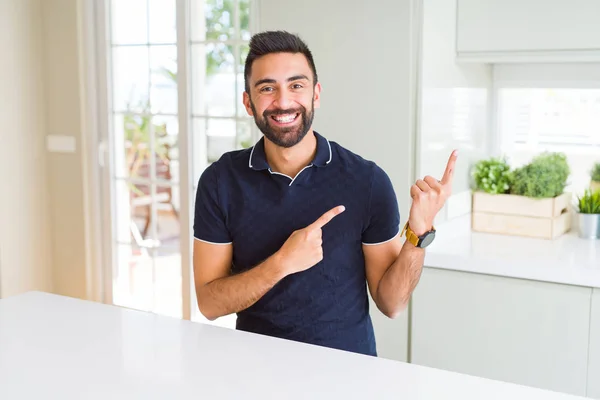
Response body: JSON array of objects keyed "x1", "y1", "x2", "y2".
[{"x1": 401, "y1": 222, "x2": 420, "y2": 247}]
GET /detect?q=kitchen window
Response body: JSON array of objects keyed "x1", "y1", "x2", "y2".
[{"x1": 493, "y1": 65, "x2": 600, "y2": 195}]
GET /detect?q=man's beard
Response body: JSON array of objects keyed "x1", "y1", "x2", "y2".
[{"x1": 249, "y1": 98, "x2": 315, "y2": 149}]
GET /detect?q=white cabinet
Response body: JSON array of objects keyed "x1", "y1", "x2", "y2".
[
  {"x1": 370, "y1": 295, "x2": 409, "y2": 362},
  {"x1": 589, "y1": 289, "x2": 600, "y2": 399},
  {"x1": 0, "y1": 246, "x2": 3, "y2": 298},
  {"x1": 456, "y1": 0, "x2": 600, "y2": 62},
  {"x1": 411, "y1": 267, "x2": 591, "y2": 397}
]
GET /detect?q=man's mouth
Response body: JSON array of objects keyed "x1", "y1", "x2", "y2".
[{"x1": 270, "y1": 113, "x2": 300, "y2": 125}]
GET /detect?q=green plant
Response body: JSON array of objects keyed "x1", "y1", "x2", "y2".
[
  {"x1": 511, "y1": 153, "x2": 568, "y2": 198},
  {"x1": 510, "y1": 152, "x2": 570, "y2": 198},
  {"x1": 591, "y1": 162, "x2": 600, "y2": 182},
  {"x1": 472, "y1": 157, "x2": 513, "y2": 194},
  {"x1": 577, "y1": 189, "x2": 600, "y2": 214}
]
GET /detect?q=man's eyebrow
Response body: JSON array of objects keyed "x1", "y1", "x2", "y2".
[
  {"x1": 254, "y1": 78, "x2": 276, "y2": 87},
  {"x1": 254, "y1": 75, "x2": 310, "y2": 87},
  {"x1": 287, "y1": 74, "x2": 309, "y2": 82}
]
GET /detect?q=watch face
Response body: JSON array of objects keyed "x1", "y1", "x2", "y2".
[{"x1": 419, "y1": 232, "x2": 436, "y2": 248}]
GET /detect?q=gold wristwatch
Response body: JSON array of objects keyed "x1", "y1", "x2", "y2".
[{"x1": 401, "y1": 222, "x2": 436, "y2": 248}]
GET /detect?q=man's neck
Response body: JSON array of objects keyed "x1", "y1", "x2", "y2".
[{"x1": 264, "y1": 131, "x2": 317, "y2": 178}]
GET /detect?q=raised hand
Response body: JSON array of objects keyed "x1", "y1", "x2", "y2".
[
  {"x1": 408, "y1": 150, "x2": 458, "y2": 236},
  {"x1": 276, "y1": 205, "x2": 345, "y2": 275}
]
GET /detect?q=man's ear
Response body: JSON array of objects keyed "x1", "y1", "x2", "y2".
[
  {"x1": 313, "y1": 82, "x2": 322, "y2": 109},
  {"x1": 242, "y1": 91, "x2": 254, "y2": 116}
]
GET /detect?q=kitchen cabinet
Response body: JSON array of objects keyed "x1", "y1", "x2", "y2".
[
  {"x1": 0, "y1": 246, "x2": 3, "y2": 298},
  {"x1": 410, "y1": 267, "x2": 591, "y2": 397},
  {"x1": 588, "y1": 289, "x2": 600, "y2": 399},
  {"x1": 370, "y1": 295, "x2": 409, "y2": 363},
  {"x1": 456, "y1": 0, "x2": 600, "y2": 62}
]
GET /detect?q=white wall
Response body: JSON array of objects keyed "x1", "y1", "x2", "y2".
[
  {"x1": 418, "y1": 0, "x2": 492, "y2": 223},
  {"x1": 0, "y1": 0, "x2": 53, "y2": 297},
  {"x1": 0, "y1": 0, "x2": 90, "y2": 300},
  {"x1": 257, "y1": 0, "x2": 421, "y2": 362},
  {"x1": 41, "y1": 0, "x2": 90, "y2": 300}
]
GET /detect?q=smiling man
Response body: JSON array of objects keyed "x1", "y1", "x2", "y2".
[{"x1": 193, "y1": 30, "x2": 457, "y2": 356}]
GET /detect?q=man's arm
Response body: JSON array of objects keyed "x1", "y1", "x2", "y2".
[
  {"x1": 194, "y1": 206, "x2": 345, "y2": 320},
  {"x1": 364, "y1": 236, "x2": 424, "y2": 318},
  {"x1": 193, "y1": 240, "x2": 286, "y2": 320},
  {"x1": 364, "y1": 150, "x2": 458, "y2": 318},
  {"x1": 193, "y1": 162, "x2": 290, "y2": 320}
]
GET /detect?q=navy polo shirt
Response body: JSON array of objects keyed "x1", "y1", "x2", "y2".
[{"x1": 193, "y1": 131, "x2": 400, "y2": 356}]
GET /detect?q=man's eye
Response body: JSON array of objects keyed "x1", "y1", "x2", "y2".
[
  {"x1": 260, "y1": 86, "x2": 274, "y2": 92},
  {"x1": 292, "y1": 84, "x2": 303, "y2": 89}
]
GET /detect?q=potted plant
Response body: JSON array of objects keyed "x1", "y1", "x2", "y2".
[
  {"x1": 471, "y1": 152, "x2": 572, "y2": 239},
  {"x1": 591, "y1": 162, "x2": 600, "y2": 193},
  {"x1": 576, "y1": 189, "x2": 600, "y2": 239},
  {"x1": 509, "y1": 152, "x2": 570, "y2": 198}
]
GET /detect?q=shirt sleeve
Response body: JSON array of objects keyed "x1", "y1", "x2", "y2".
[
  {"x1": 193, "y1": 163, "x2": 232, "y2": 244},
  {"x1": 362, "y1": 163, "x2": 401, "y2": 245}
]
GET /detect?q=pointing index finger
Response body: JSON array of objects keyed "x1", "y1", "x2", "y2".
[
  {"x1": 310, "y1": 205, "x2": 346, "y2": 230},
  {"x1": 440, "y1": 149, "x2": 458, "y2": 186}
]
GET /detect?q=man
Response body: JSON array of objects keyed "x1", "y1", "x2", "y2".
[{"x1": 193, "y1": 30, "x2": 457, "y2": 356}]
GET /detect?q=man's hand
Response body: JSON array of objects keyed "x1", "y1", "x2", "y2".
[
  {"x1": 408, "y1": 150, "x2": 458, "y2": 236},
  {"x1": 276, "y1": 205, "x2": 345, "y2": 275}
]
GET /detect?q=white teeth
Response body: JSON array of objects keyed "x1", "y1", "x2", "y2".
[{"x1": 273, "y1": 114, "x2": 296, "y2": 123}]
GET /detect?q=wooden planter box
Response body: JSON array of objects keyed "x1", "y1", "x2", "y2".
[{"x1": 471, "y1": 192, "x2": 572, "y2": 239}]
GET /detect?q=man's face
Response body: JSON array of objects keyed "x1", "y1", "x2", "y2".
[{"x1": 243, "y1": 52, "x2": 321, "y2": 148}]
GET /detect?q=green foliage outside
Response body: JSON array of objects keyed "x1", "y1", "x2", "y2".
[
  {"x1": 122, "y1": 100, "x2": 175, "y2": 195},
  {"x1": 204, "y1": 0, "x2": 250, "y2": 76},
  {"x1": 123, "y1": 0, "x2": 252, "y2": 185}
]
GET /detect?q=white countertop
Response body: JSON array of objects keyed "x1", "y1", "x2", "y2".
[
  {"x1": 0, "y1": 291, "x2": 589, "y2": 399},
  {"x1": 425, "y1": 214, "x2": 600, "y2": 288}
]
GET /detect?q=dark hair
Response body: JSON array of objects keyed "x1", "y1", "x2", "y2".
[{"x1": 244, "y1": 30, "x2": 318, "y2": 93}]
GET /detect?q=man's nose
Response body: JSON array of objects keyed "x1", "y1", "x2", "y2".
[{"x1": 274, "y1": 89, "x2": 293, "y2": 110}]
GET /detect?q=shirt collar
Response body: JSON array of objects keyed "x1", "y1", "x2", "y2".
[{"x1": 248, "y1": 131, "x2": 332, "y2": 171}]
